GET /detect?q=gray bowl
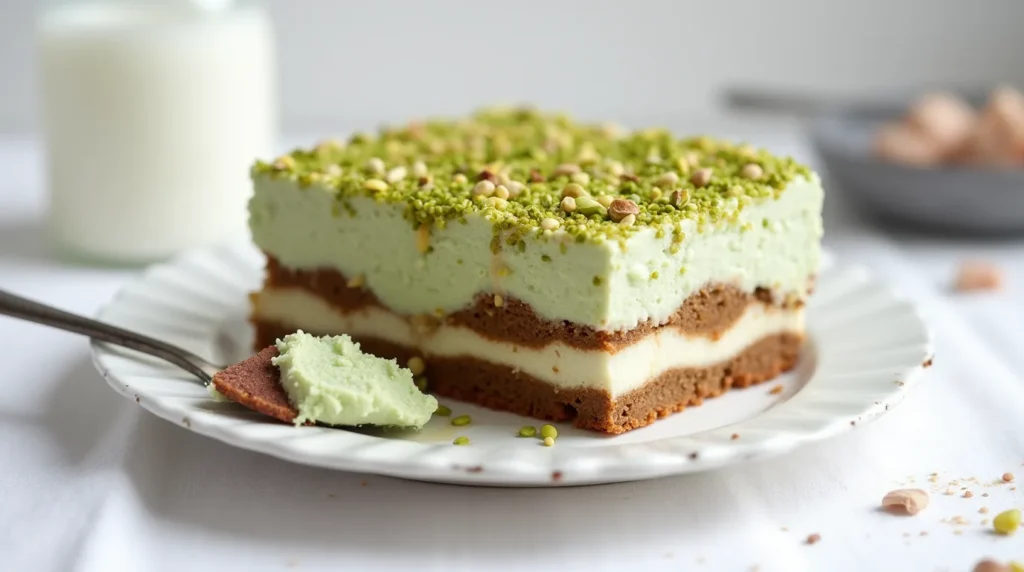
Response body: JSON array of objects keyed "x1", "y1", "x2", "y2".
[
  {"x1": 809, "y1": 104, "x2": 1024, "y2": 235},
  {"x1": 725, "y1": 86, "x2": 1024, "y2": 235}
]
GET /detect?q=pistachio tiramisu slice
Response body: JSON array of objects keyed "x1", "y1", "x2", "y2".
[{"x1": 247, "y1": 107, "x2": 824, "y2": 434}]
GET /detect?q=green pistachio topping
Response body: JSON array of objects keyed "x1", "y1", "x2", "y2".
[
  {"x1": 540, "y1": 424, "x2": 558, "y2": 440},
  {"x1": 451, "y1": 414, "x2": 472, "y2": 427},
  {"x1": 453, "y1": 436, "x2": 470, "y2": 446},
  {"x1": 518, "y1": 425, "x2": 537, "y2": 438},
  {"x1": 435, "y1": 404, "x2": 452, "y2": 417},
  {"x1": 252, "y1": 107, "x2": 812, "y2": 244}
]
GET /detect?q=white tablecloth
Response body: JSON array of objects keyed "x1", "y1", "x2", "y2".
[{"x1": 3, "y1": 133, "x2": 1024, "y2": 572}]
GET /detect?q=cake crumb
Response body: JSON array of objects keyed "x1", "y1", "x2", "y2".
[
  {"x1": 955, "y1": 261, "x2": 1003, "y2": 292},
  {"x1": 1004, "y1": 472, "x2": 1016, "y2": 483},
  {"x1": 953, "y1": 515, "x2": 968, "y2": 525},
  {"x1": 981, "y1": 507, "x2": 990, "y2": 514},
  {"x1": 882, "y1": 488, "x2": 930, "y2": 515},
  {"x1": 805, "y1": 533, "x2": 821, "y2": 545},
  {"x1": 920, "y1": 530, "x2": 928, "y2": 536},
  {"x1": 965, "y1": 491, "x2": 975, "y2": 498},
  {"x1": 769, "y1": 385, "x2": 783, "y2": 395},
  {"x1": 731, "y1": 433, "x2": 740, "y2": 440},
  {"x1": 360, "y1": 480, "x2": 368, "y2": 487}
]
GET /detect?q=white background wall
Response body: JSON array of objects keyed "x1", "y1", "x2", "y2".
[{"x1": 2, "y1": 0, "x2": 1023, "y2": 133}]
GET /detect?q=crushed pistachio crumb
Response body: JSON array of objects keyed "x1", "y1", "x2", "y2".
[
  {"x1": 407, "y1": 356, "x2": 426, "y2": 376},
  {"x1": 540, "y1": 424, "x2": 558, "y2": 440},
  {"x1": 543, "y1": 436, "x2": 555, "y2": 447},
  {"x1": 518, "y1": 425, "x2": 537, "y2": 438},
  {"x1": 252, "y1": 108, "x2": 811, "y2": 245},
  {"x1": 435, "y1": 404, "x2": 452, "y2": 416},
  {"x1": 453, "y1": 436, "x2": 470, "y2": 446},
  {"x1": 451, "y1": 415, "x2": 472, "y2": 427}
]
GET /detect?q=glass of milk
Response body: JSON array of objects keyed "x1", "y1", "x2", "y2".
[{"x1": 38, "y1": 0, "x2": 277, "y2": 265}]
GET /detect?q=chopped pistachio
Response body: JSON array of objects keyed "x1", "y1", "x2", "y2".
[
  {"x1": 690, "y1": 168, "x2": 713, "y2": 187},
  {"x1": 561, "y1": 183, "x2": 587, "y2": 198},
  {"x1": 542, "y1": 436, "x2": 555, "y2": 447},
  {"x1": 346, "y1": 274, "x2": 365, "y2": 288},
  {"x1": 386, "y1": 166, "x2": 407, "y2": 183},
  {"x1": 407, "y1": 356, "x2": 426, "y2": 376},
  {"x1": 619, "y1": 213, "x2": 636, "y2": 227},
  {"x1": 575, "y1": 196, "x2": 607, "y2": 217},
  {"x1": 494, "y1": 294, "x2": 504, "y2": 308},
  {"x1": 411, "y1": 160, "x2": 428, "y2": 178},
  {"x1": 435, "y1": 404, "x2": 452, "y2": 416},
  {"x1": 540, "y1": 217, "x2": 561, "y2": 231},
  {"x1": 451, "y1": 415, "x2": 472, "y2": 427},
  {"x1": 363, "y1": 179, "x2": 388, "y2": 192},
  {"x1": 518, "y1": 425, "x2": 537, "y2": 438},
  {"x1": 560, "y1": 196, "x2": 577, "y2": 213},
  {"x1": 472, "y1": 180, "x2": 496, "y2": 196},
  {"x1": 254, "y1": 108, "x2": 812, "y2": 246},
  {"x1": 741, "y1": 163, "x2": 764, "y2": 180},
  {"x1": 540, "y1": 424, "x2": 558, "y2": 440},
  {"x1": 365, "y1": 157, "x2": 386, "y2": 175},
  {"x1": 453, "y1": 436, "x2": 470, "y2": 446},
  {"x1": 494, "y1": 185, "x2": 510, "y2": 200},
  {"x1": 608, "y1": 199, "x2": 639, "y2": 222},
  {"x1": 553, "y1": 163, "x2": 581, "y2": 176}
]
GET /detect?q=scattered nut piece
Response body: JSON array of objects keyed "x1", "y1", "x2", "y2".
[
  {"x1": 407, "y1": 356, "x2": 426, "y2": 376},
  {"x1": 974, "y1": 560, "x2": 1012, "y2": 572},
  {"x1": 324, "y1": 164, "x2": 343, "y2": 177},
  {"x1": 542, "y1": 436, "x2": 555, "y2": 447},
  {"x1": 505, "y1": 181, "x2": 525, "y2": 196},
  {"x1": 805, "y1": 533, "x2": 821, "y2": 545},
  {"x1": 596, "y1": 195, "x2": 614, "y2": 208},
  {"x1": 346, "y1": 274, "x2": 364, "y2": 289},
  {"x1": 1004, "y1": 472, "x2": 1016, "y2": 483},
  {"x1": 574, "y1": 196, "x2": 606, "y2": 216},
  {"x1": 669, "y1": 190, "x2": 689, "y2": 208},
  {"x1": 493, "y1": 185, "x2": 510, "y2": 200},
  {"x1": 493, "y1": 294, "x2": 504, "y2": 308},
  {"x1": 964, "y1": 490, "x2": 974, "y2": 498},
  {"x1": 955, "y1": 261, "x2": 1003, "y2": 292},
  {"x1": 980, "y1": 507, "x2": 990, "y2": 514},
  {"x1": 608, "y1": 199, "x2": 640, "y2": 222},
  {"x1": 740, "y1": 163, "x2": 764, "y2": 180},
  {"x1": 560, "y1": 196, "x2": 577, "y2": 213},
  {"x1": 769, "y1": 385, "x2": 784, "y2": 395},
  {"x1": 690, "y1": 168, "x2": 713, "y2": 187},
  {"x1": 452, "y1": 173, "x2": 469, "y2": 184},
  {"x1": 881, "y1": 489, "x2": 930, "y2": 516},
  {"x1": 618, "y1": 214, "x2": 636, "y2": 227},
  {"x1": 489, "y1": 197, "x2": 508, "y2": 210}
]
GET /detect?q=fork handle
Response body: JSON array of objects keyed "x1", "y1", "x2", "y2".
[{"x1": 0, "y1": 288, "x2": 218, "y2": 384}]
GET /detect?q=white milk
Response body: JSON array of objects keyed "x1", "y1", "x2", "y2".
[{"x1": 38, "y1": 1, "x2": 276, "y2": 264}]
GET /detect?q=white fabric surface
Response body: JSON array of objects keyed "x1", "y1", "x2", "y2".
[{"x1": 2, "y1": 133, "x2": 1023, "y2": 572}]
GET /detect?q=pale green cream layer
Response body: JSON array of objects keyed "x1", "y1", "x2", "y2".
[
  {"x1": 271, "y1": 331, "x2": 437, "y2": 428},
  {"x1": 250, "y1": 174, "x2": 823, "y2": 331}
]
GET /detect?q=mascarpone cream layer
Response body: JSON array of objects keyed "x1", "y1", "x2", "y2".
[
  {"x1": 253, "y1": 288, "x2": 804, "y2": 397},
  {"x1": 250, "y1": 173, "x2": 822, "y2": 331}
]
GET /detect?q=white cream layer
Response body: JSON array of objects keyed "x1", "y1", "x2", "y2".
[
  {"x1": 250, "y1": 173, "x2": 823, "y2": 331},
  {"x1": 252, "y1": 288, "x2": 804, "y2": 397}
]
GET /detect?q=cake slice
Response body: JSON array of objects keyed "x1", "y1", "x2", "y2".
[{"x1": 247, "y1": 108, "x2": 823, "y2": 434}]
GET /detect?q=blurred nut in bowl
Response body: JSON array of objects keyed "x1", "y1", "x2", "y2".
[
  {"x1": 905, "y1": 92, "x2": 977, "y2": 155},
  {"x1": 955, "y1": 86, "x2": 1024, "y2": 167},
  {"x1": 873, "y1": 123, "x2": 944, "y2": 166}
]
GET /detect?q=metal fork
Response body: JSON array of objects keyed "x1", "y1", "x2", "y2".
[{"x1": 0, "y1": 288, "x2": 221, "y2": 384}]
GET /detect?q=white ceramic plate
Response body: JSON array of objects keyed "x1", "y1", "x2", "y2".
[{"x1": 90, "y1": 243, "x2": 933, "y2": 487}]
